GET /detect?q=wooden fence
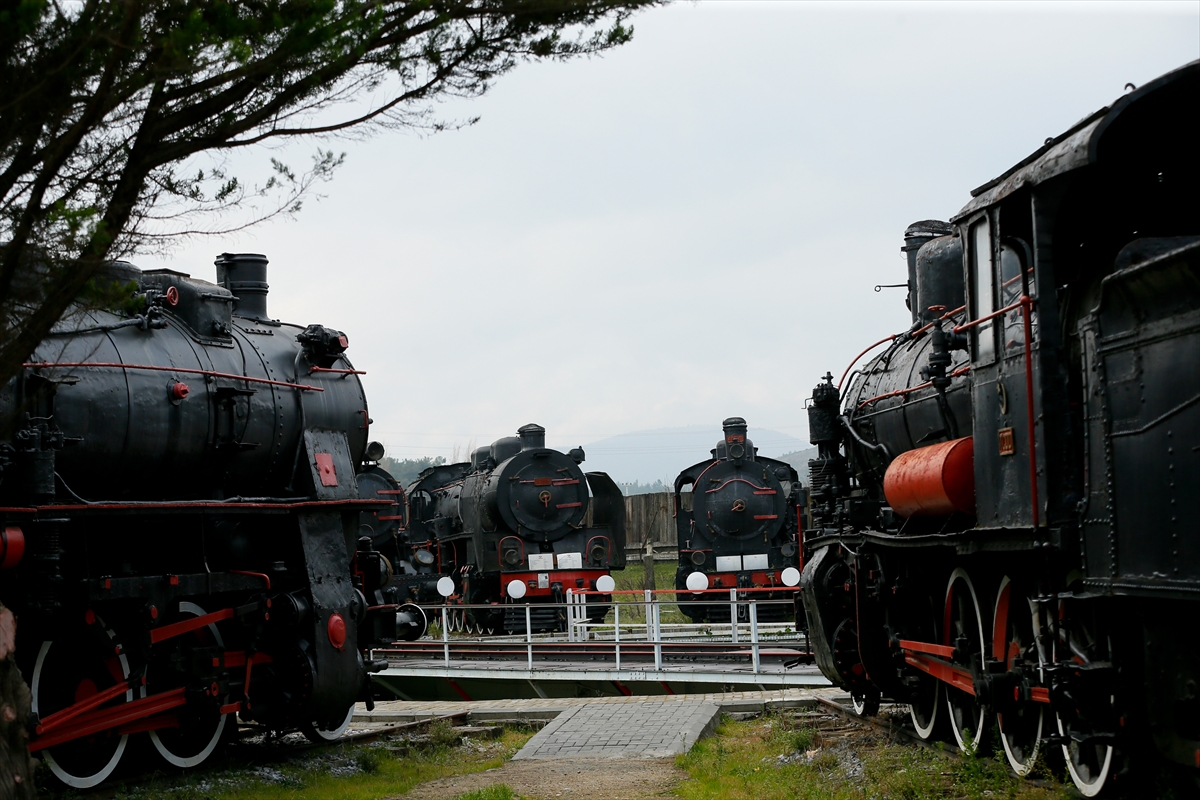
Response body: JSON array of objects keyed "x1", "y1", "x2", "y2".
[{"x1": 622, "y1": 492, "x2": 691, "y2": 551}]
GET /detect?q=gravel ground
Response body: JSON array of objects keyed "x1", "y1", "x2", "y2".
[{"x1": 396, "y1": 757, "x2": 685, "y2": 799}]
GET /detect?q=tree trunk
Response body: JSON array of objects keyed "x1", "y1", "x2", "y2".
[{"x1": 0, "y1": 605, "x2": 36, "y2": 800}]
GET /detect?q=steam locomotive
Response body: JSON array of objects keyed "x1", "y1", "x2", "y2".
[
  {"x1": 673, "y1": 418, "x2": 803, "y2": 621},
  {"x1": 400, "y1": 424, "x2": 626, "y2": 634},
  {"x1": 0, "y1": 254, "x2": 424, "y2": 787},
  {"x1": 800, "y1": 61, "x2": 1199, "y2": 795}
]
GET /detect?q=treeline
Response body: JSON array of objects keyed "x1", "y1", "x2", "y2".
[
  {"x1": 379, "y1": 456, "x2": 447, "y2": 486},
  {"x1": 618, "y1": 479, "x2": 671, "y2": 496}
]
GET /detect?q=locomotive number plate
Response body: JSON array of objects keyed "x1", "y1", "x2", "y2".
[{"x1": 998, "y1": 427, "x2": 1015, "y2": 456}]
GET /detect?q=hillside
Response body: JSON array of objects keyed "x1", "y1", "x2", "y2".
[{"x1": 568, "y1": 425, "x2": 809, "y2": 485}]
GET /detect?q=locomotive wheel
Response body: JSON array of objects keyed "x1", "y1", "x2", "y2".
[
  {"x1": 944, "y1": 568, "x2": 989, "y2": 754},
  {"x1": 851, "y1": 688, "x2": 881, "y2": 717},
  {"x1": 1054, "y1": 602, "x2": 1119, "y2": 797},
  {"x1": 301, "y1": 705, "x2": 355, "y2": 743},
  {"x1": 31, "y1": 617, "x2": 132, "y2": 788},
  {"x1": 148, "y1": 602, "x2": 229, "y2": 768},
  {"x1": 992, "y1": 577, "x2": 1045, "y2": 777},
  {"x1": 907, "y1": 595, "x2": 942, "y2": 740}
]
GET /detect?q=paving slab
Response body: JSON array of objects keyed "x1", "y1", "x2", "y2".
[{"x1": 510, "y1": 700, "x2": 722, "y2": 760}]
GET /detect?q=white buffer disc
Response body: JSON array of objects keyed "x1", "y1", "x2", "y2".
[
  {"x1": 507, "y1": 579, "x2": 528, "y2": 599},
  {"x1": 781, "y1": 567, "x2": 801, "y2": 587},
  {"x1": 436, "y1": 576, "x2": 456, "y2": 598},
  {"x1": 596, "y1": 575, "x2": 616, "y2": 593},
  {"x1": 686, "y1": 571, "x2": 709, "y2": 592}
]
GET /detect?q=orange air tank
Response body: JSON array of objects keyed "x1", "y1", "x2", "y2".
[{"x1": 883, "y1": 437, "x2": 975, "y2": 518}]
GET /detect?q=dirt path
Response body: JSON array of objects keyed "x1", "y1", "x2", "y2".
[{"x1": 396, "y1": 757, "x2": 685, "y2": 799}]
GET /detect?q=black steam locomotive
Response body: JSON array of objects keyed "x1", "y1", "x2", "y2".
[
  {"x1": 800, "y1": 61, "x2": 1199, "y2": 795},
  {"x1": 0, "y1": 254, "x2": 423, "y2": 787},
  {"x1": 400, "y1": 424, "x2": 626, "y2": 634},
  {"x1": 673, "y1": 418, "x2": 803, "y2": 622}
]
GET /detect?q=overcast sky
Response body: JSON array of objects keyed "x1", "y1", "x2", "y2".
[{"x1": 141, "y1": 0, "x2": 1198, "y2": 463}]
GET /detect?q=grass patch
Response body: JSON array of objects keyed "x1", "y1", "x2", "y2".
[
  {"x1": 608, "y1": 561, "x2": 688, "y2": 624},
  {"x1": 452, "y1": 785, "x2": 516, "y2": 800},
  {"x1": 674, "y1": 713, "x2": 1073, "y2": 800},
  {"x1": 89, "y1": 727, "x2": 535, "y2": 800}
]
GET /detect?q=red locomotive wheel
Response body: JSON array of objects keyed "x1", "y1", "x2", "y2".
[
  {"x1": 147, "y1": 602, "x2": 230, "y2": 768},
  {"x1": 992, "y1": 577, "x2": 1045, "y2": 777},
  {"x1": 944, "y1": 568, "x2": 989, "y2": 754},
  {"x1": 31, "y1": 618, "x2": 132, "y2": 788},
  {"x1": 1054, "y1": 602, "x2": 1120, "y2": 797},
  {"x1": 301, "y1": 705, "x2": 354, "y2": 743}
]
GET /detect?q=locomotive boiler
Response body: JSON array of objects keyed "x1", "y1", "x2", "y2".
[
  {"x1": 402, "y1": 424, "x2": 626, "y2": 634},
  {"x1": 673, "y1": 418, "x2": 804, "y2": 622},
  {"x1": 0, "y1": 254, "x2": 423, "y2": 787},
  {"x1": 800, "y1": 60, "x2": 1200, "y2": 796}
]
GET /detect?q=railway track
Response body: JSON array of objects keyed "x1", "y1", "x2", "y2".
[{"x1": 811, "y1": 697, "x2": 1058, "y2": 791}]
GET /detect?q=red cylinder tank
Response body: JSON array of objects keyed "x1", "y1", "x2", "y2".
[{"x1": 883, "y1": 437, "x2": 975, "y2": 518}]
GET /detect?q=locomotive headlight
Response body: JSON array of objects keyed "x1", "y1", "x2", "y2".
[
  {"x1": 415, "y1": 549, "x2": 435, "y2": 566},
  {"x1": 781, "y1": 567, "x2": 801, "y2": 587},
  {"x1": 507, "y1": 579, "x2": 528, "y2": 599},
  {"x1": 686, "y1": 571, "x2": 709, "y2": 592}
]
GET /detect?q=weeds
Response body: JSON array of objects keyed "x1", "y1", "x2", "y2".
[
  {"x1": 675, "y1": 711, "x2": 1073, "y2": 800},
  {"x1": 452, "y1": 785, "x2": 516, "y2": 800}
]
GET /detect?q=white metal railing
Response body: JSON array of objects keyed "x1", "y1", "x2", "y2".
[{"x1": 388, "y1": 589, "x2": 807, "y2": 675}]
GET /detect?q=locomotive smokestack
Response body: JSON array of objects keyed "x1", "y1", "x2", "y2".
[
  {"x1": 215, "y1": 253, "x2": 270, "y2": 320},
  {"x1": 721, "y1": 417, "x2": 749, "y2": 460},
  {"x1": 518, "y1": 423, "x2": 546, "y2": 451},
  {"x1": 902, "y1": 221, "x2": 953, "y2": 325}
]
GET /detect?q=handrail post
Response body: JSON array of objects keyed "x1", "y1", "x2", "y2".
[
  {"x1": 442, "y1": 606, "x2": 450, "y2": 667},
  {"x1": 526, "y1": 603, "x2": 533, "y2": 670},
  {"x1": 644, "y1": 589, "x2": 652, "y2": 642},
  {"x1": 566, "y1": 589, "x2": 574, "y2": 642},
  {"x1": 614, "y1": 601, "x2": 621, "y2": 671},
  {"x1": 750, "y1": 600, "x2": 760, "y2": 673},
  {"x1": 729, "y1": 587, "x2": 739, "y2": 644},
  {"x1": 653, "y1": 594, "x2": 662, "y2": 671}
]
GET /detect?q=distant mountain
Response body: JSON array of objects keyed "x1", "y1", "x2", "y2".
[
  {"x1": 776, "y1": 447, "x2": 818, "y2": 486},
  {"x1": 570, "y1": 425, "x2": 809, "y2": 485}
]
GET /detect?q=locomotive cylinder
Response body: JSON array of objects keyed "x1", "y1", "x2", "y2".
[{"x1": 882, "y1": 436, "x2": 975, "y2": 517}]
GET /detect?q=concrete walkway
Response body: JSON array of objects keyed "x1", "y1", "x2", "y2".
[
  {"x1": 511, "y1": 700, "x2": 722, "y2": 760},
  {"x1": 354, "y1": 687, "x2": 844, "y2": 725}
]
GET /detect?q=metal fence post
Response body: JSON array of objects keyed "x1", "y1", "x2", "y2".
[
  {"x1": 614, "y1": 601, "x2": 621, "y2": 672},
  {"x1": 526, "y1": 603, "x2": 533, "y2": 670},
  {"x1": 566, "y1": 589, "x2": 574, "y2": 642},
  {"x1": 644, "y1": 589, "x2": 652, "y2": 641},
  {"x1": 442, "y1": 606, "x2": 450, "y2": 667},
  {"x1": 653, "y1": 596, "x2": 662, "y2": 671},
  {"x1": 729, "y1": 587, "x2": 738, "y2": 644},
  {"x1": 750, "y1": 600, "x2": 760, "y2": 673}
]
